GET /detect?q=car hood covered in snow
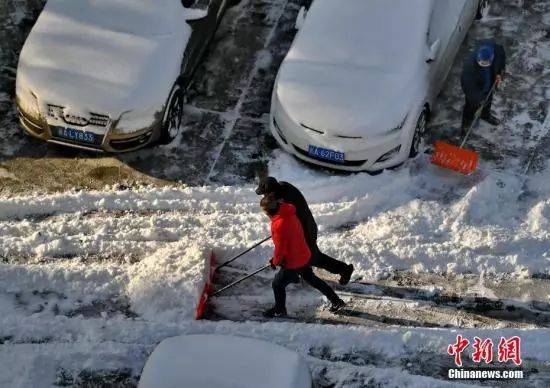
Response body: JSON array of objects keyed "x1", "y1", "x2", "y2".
[
  {"x1": 276, "y1": 61, "x2": 419, "y2": 137},
  {"x1": 17, "y1": 0, "x2": 192, "y2": 118},
  {"x1": 275, "y1": 0, "x2": 431, "y2": 137}
]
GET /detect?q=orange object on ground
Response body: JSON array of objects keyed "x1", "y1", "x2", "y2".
[
  {"x1": 195, "y1": 251, "x2": 216, "y2": 320},
  {"x1": 431, "y1": 82, "x2": 497, "y2": 175},
  {"x1": 431, "y1": 140, "x2": 479, "y2": 175}
]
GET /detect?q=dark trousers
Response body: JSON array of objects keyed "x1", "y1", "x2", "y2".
[
  {"x1": 461, "y1": 94, "x2": 493, "y2": 131},
  {"x1": 310, "y1": 245, "x2": 348, "y2": 275},
  {"x1": 273, "y1": 266, "x2": 340, "y2": 310},
  {"x1": 305, "y1": 230, "x2": 348, "y2": 276}
]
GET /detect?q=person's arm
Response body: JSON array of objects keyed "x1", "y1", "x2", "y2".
[
  {"x1": 271, "y1": 222, "x2": 286, "y2": 267},
  {"x1": 494, "y1": 44, "x2": 506, "y2": 76}
]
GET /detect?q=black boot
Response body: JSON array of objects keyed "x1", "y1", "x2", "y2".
[
  {"x1": 339, "y1": 264, "x2": 354, "y2": 285},
  {"x1": 263, "y1": 306, "x2": 287, "y2": 318},
  {"x1": 329, "y1": 298, "x2": 346, "y2": 313},
  {"x1": 481, "y1": 114, "x2": 500, "y2": 126}
]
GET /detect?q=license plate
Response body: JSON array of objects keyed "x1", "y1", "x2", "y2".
[
  {"x1": 308, "y1": 145, "x2": 345, "y2": 163},
  {"x1": 54, "y1": 127, "x2": 96, "y2": 144}
]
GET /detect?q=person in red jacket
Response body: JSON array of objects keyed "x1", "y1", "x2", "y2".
[{"x1": 261, "y1": 195, "x2": 345, "y2": 318}]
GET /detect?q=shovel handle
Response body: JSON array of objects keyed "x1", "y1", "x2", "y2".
[
  {"x1": 211, "y1": 264, "x2": 272, "y2": 297},
  {"x1": 460, "y1": 82, "x2": 498, "y2": 148},
  {"x1": 214, "y1": 236, "x2": 271, "y2": 272}
]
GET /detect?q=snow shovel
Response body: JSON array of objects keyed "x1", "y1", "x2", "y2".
[
  {"x1": 431, "y1": 82, "x2": 497, "y2": 175},
  {"x1": 211, "y1": 264, "x2": 272, "y2": 297},
  {"x1": 195, "y1": 237, "x2": 271, "y2": 320},
  {"x1": 214, "y1": 236, "x2": 271, "y2": 271}
]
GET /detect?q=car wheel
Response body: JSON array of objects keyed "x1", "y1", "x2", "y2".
[
  {"x1": 476, "y1": 0, "x2": 489, "y2": 20},
  {"x1": 160, "y1": 84, "x2": 184, "y2": 144},
  {"x1": 409, "y1": 110, "x2": 427, "y2": 158}
]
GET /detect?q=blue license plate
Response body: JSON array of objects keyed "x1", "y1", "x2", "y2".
[
  {"x1": 55, "y1": 127, "x2": 96, "y2": 144},
  {"x1": 308, "y1": 145, "x2": 345, "y2": 163}
]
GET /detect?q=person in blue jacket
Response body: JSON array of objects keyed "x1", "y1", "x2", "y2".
[{"x1": 460, "y1": 40, "x2": 506, "y2": 136}]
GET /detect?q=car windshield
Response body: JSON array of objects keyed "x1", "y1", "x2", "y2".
[
  {"x1": 290, "y1": 0, "x2": 430, "y2": 72},
  {"x1": 46, "y1": 0, "x2": 178, "y2": 36}
]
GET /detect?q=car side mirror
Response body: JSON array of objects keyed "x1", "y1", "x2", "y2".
[
  {"x1": 295, "y1": 6, "x2": 307, "y2": 30},
  {"x1": 426, "y1": 39, "x2": 441, "y2": 63},
  {"x1": 184, "y1": 8, "x2": 208, "y2": 21}
]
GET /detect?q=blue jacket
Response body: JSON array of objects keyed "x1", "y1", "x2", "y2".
[{"x1": 461, "y1": 40, "x2": 506, "y2": 104}]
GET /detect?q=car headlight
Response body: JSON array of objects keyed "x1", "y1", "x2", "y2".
[
  {"x1": 16, "y1": 84, "x2": 41, "y2": 120},
  {"x1": 386, "y1": 115, "x2": 408, "y2": 134},
  {"x1": 376, "y1": 145, "x2": 401, "y2": 163},
  {"x1": 112, "y1": 107, "x2": 158, "y2": 135}
]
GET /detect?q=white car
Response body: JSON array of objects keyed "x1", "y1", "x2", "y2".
[
  {"x1": 138, "y1": 335, "x2": 312, "y2": 388},
  {"x1": 270, "y1": 0, "x2": 487, "y2": 171},
  {"x1": 16, "y1": 0, "x2": 235, "y2": 152}
]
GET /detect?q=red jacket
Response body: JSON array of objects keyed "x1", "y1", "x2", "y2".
[{"x1": 270, "y1": 203, "x2": 311, "y2": 269}]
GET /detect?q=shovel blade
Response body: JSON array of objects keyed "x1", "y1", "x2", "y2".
[
  {"x1": 431, "y1": 140, "x2": 478, "y2": 175},
  {"x1": 195, "y1": 251, "x2": 216, "y2": 320}
]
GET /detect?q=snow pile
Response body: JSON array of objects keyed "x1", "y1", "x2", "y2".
[
  {"x1": 127, "y1": 240, "x2": 211, "y2": 321},
  {"x1": 269, "y1": 152, "x2": 550, "y2": 278},
  {"x1": 1, "y1": 154, "x2": 549, "y2": 279}
]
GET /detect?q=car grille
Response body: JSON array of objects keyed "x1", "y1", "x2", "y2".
[
  {"x1": 292, "y1": 144, "x2": 367, "y2": 167},
  {"x1": 47, "y1": 104, "x2": 110, "y2": 128}
]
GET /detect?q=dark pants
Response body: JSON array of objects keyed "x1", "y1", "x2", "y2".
[
  {"x1": 310, "y1": 245, "x2": 349, "y2": 275},
  {"x1": 305, "y1": 230, "x2": 348, "y2": 276},
  {"x1": 461, "y1": 94, "x2": 493, "y2": 131},
  {"x1": 272, "y1": 266, "x2": 340, "y2": 310}
]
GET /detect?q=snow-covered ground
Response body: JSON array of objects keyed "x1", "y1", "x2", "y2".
[
  {"x1": 0, "y1": 0, "x2": 549, "y2": 386},
  {"x1": 1, "y1": 156, "x2": 549, "y2": 385}
]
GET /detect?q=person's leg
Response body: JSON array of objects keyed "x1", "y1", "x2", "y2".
[
  {"x1": 480, "y1": 94, "x2": 499, "y2": 125},
  {"x1": 298, "y1": 267, "x2": 342, "y2": 304},
  {"x1": 461, "y1": 98, "x2": 477, "y2": 136},
  {"x1": 314, "y1": 250, "x2": 348, "y2": 274},
  {"x1": 271, "y1": 269, "x2": 300, "y2": 311},
  {"x1": 309, "y1": 245, "x2": 354, "y2": 284}
]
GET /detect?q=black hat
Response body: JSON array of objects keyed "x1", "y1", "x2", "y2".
[{"x1": 255, "y1": 176, "x2": 279, "y2": 195}]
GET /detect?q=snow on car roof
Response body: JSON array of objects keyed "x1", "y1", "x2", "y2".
[
  {"x1": 43, "y1": 0, "x2": 183, "y2": 36},
  {"x1": 288, "y1": 0, "x2": 433, "y2": 71},
  {"x1": 138, "y1": 335, "x2": 312, "y2": 388}
]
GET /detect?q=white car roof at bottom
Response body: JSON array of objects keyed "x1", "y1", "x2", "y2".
[{"x1": 138, "y1": 335, "x2": 312, "y2": 388}]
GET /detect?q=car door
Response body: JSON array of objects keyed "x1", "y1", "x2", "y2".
[
  {"x1": 426, "y1": 0, "x2": 467, "y2": 96},
  {"x1": 180, "y1": 0, "x2": 225, "y2": 83}
]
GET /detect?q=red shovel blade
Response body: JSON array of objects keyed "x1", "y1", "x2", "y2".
[
  {"x1": 431, "y1": 140, "x2": 479, "y2": 175},
  {"x1": 195, "y1": 250, "x2": 216, "y2": 320}
]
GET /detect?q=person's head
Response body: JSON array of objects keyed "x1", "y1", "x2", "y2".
[
  {"x1": 476, "y1": 44, "x2": 494, "y2": 67},
  {"x1": 255, "y1": 176, "x2": 280, "y2": 196},
  {"x1": 260, "y1": 194, "x2": 280, "y2": 217}
]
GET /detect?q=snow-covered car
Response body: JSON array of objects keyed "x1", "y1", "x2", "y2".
[
  {"x1": 138, "y1": 335, "x2": 313, "y2": 388},
  {"x1": 270, "y1": 0, "x2": 488, "y2": 171},
  {"x1": 16, "y1": 0, "x2": 235, "y2": 152}
]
